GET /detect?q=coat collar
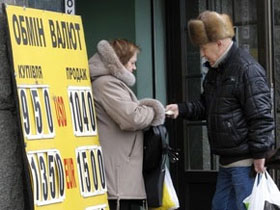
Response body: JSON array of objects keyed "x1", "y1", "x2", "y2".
[
  {"x1": 218, "y1": 41, "x2": 238, "y2": 69},
  {"x1": 89, "y1": 40, "x2": 136, "y2": 86},
  {"x1": 204, "y1": 42, "x2": 238, "y2": 72}
]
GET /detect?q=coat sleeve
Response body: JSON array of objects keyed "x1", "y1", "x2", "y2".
[
  {"x1": 97, "y1": 80, "x2": 165, "y2": 131},
  {"x1": 240, "y1": 63, "x2": 275, "y2": 158},
  {"x1": 177, "y1": 93, "x2": 207, "y2": 121}
]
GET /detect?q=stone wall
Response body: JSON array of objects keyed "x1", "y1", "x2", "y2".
[
  {"x1": 0, "y1": 1, "x2": 27, "y2": 209},
  {"x1": 0, "y1": 1, "x2": 63, "y2": 209}
]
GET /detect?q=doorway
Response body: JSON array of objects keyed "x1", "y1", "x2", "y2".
[{"x1": 165, "y1": 0, "x2": 276, "y2": 209}]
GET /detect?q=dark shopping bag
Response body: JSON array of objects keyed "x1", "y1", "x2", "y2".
[
  {"x1": 143, "y1": 125, "x2": 179, "y2": 207},
  {"x1": 143, "y1": 125, "x2": 166, "y2": 172},
  {"x1": 143, "y1": 161, "x2": 166, "y2": 207},
  {"x1": 143, "y1": 125, "x2": 179, "y2": 172}
]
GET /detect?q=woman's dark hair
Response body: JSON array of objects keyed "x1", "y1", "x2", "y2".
[{"x1": 110, "y1": 39, "x2": 140, "y2": 66}]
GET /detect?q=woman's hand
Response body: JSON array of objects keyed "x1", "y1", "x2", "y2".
[{"x1": 165, "y1": 104, "x2": 179, "y2": 119}]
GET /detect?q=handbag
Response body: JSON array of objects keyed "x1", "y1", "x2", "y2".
[
  {"x1": 143, "y1": 125, "x2": 179, "y2": 208},
  {"x1": 143, "y1": 159, "x2": 166, "y2": 207},
  {"x1": 243, "y1": 171, "x2": 280, "y2": 210},
  {"x1": 143, "y1": 125, "x2": 166, "y2": 172},
  {"x1": 143, "y1": 125, "x2": 179, "y2": 172}
]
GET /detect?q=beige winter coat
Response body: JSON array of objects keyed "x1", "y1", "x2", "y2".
[{"x1": 89, "y1": 40, "x2": 165, "y2": 200}]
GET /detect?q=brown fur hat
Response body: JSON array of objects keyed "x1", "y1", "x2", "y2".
[{"x1": 188, "y1": 11, "x2": 234, "y2": 46}]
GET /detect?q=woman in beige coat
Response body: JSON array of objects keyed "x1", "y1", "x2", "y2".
[{"x1": 89, "y1": 39, "x2": 165, "y2": 210}]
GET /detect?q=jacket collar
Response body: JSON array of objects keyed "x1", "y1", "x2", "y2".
[
  {"x1": 203, "y1": 42, "x2": 238, "y2": 72},
  {"x1": 212, "y1": 41, "x2": 233, "y2": 68},
  {"x1": 218, "y1": 41, "x2": 238, "y2": 69}
]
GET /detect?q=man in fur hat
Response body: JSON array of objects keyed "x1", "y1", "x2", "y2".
[{"x1": 166, "y1": 11, "x2": 274, "y2": 210}]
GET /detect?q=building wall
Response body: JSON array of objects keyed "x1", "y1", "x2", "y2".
[
  {"x1": 76, "y1": 1, "x2": 136, "y2": 58},
  {"x1": 0, "y1": 2, "x2": 25, "y2": 207},
  {"x1": 76, "y1": 0, "x2": 167, "y2": 103}
]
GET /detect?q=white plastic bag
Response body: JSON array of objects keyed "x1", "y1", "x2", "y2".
[
  {"x1": 151, "y1": 165, "x2": 180, "y2": 210},
  {"x1": 243, "y1": 171, "x2": 280, "y2": 210}
]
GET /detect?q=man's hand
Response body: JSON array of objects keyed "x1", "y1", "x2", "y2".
[
  {"x1": 253, "y1": 158, "x2": 266, "y2": 173},
  {"x1": 165, "y1": 104, "x2": 179, "y2": 119}
]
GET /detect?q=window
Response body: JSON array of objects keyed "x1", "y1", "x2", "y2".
[{"x1": 28, "y1": 0, "x2": 63, "y2": 12}]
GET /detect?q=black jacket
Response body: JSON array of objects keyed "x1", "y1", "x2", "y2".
[{"x1": 179, "y1": 43, "x2": 274, "y2": 164}]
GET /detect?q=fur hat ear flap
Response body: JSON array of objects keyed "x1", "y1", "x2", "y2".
[
  {"x1": 188, "y1": 11, "x2": 235, "y2": 46},
  {"x1": 188, "y1": 20, "x2": 209, "y2": 46}
]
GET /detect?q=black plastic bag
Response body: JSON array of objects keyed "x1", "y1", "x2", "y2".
[
  {"x1": 143, "y1": 125, "x2": 166, "y2": 172},
  {"x1": 143, "y1": 161, "x2": 166, "y2": 207},
  {"x1": 143, "y1": 125, "x2": 179, "y2": 207}
]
